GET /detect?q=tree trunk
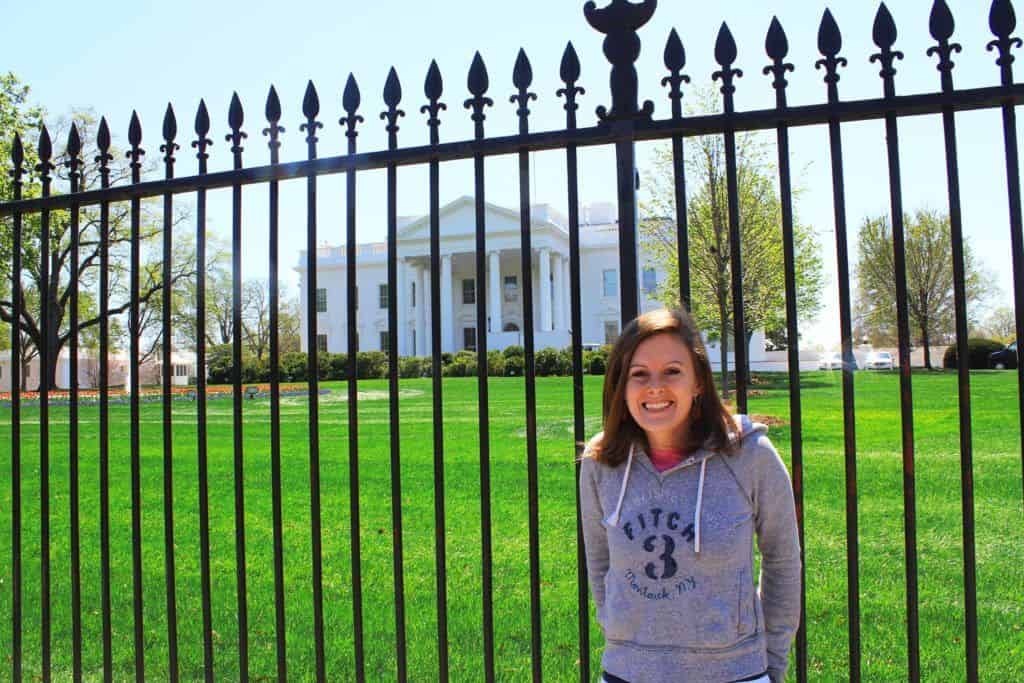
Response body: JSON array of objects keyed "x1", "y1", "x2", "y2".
[
  {"x1": 719, "y1": 314, "x2": 730, "y2": 399},
  {"x1": 922, "y1": 324, "x2": 932, "y2": 370}
]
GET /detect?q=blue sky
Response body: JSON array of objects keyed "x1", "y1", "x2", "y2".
[{"x1": 4, "y1": 0, "x2": 1018, "y2": 348}]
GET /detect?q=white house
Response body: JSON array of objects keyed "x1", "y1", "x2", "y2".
[
  {"x1": 0, "y1": 348, "x2": 197, "y2": 392},
  {"x1": 296, "y1": 196, "x2": 768, "y2": 368}
]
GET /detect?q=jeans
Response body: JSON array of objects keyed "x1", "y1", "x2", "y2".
[{"x1": 601, "y1": 673, "x2": 770, "y2": 683}]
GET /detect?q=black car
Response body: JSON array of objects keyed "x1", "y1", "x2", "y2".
[{"x1": 989, "y1": 341, "x2": 1018, "y2": 370}]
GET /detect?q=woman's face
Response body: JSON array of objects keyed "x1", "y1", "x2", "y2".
[{"x1": 624, "y1": 332, "x2": 701, "y2": 451}]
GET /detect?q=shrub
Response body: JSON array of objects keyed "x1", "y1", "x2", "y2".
[
  {"x1": 206, "y1": 344, "x2": 233, "y2": 384},
  {"x1": 535, "y1": 347, "x2": 565, "y2": 376},
  {"x1": 280, "y1": 352, "x2": 307, "y2": 382},
  {"x1": 399, "y1": 356, "x2": 426, "y2": 379},
  {"x1": 505, "y1": 355, "x2": 525, "y2": 376},
  {"x1": 357, "y1": 351, "x2": 388, "y2": 379},
  {"x1": 943, "y1": 338, "x2": 1005, "y2": 369},
  {"x1": 327, "y1": 352, "x2": 348, "y2": 381},
  {"x1": 503, "y1": 345, "x2": 524, "y2": 360},
  {"x1": 587, "y1": 350, "x2": 607, "y2": 375},
  {"x1": 486, "y1": 350, "x2": 506, "y2": 377},
  {"x1": 446, "y1": 350, "x2": 478, "y2": 377}
]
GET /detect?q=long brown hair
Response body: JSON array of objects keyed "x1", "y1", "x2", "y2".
[{"x1": 588, "y1": 308, "x2": 735, "y2": 467}]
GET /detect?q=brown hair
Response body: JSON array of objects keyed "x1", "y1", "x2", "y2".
[{"x1": 588, "y1": 308, "x2": 735, "y2": 467}]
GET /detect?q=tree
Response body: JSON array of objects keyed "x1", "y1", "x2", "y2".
[
  {"x1": 980, "y1": 306, "x2": 1015, "y2": 344},
  {"x1": 854, "y1": 208, "x2": 989, "y2": 369},
  {"x1": 0, "y1": 77, "x2": 195, "y2": 390},
  {"x1": 640, "y1": 88, "x2": 824, "y2": 393}
]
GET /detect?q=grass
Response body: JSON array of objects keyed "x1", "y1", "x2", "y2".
[{"x1": 0, "y1": 370, "x2": 1022, "y2": 681}]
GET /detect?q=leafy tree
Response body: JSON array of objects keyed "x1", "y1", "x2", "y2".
[
  {"x1": 854, "y1": 209, "x2": 989, "y2": 369},
  {"x1": 980, "y1": 306, "x2": 1015, "y2": 344},
  {"x1": 640, "y1": 88, "x2": 824, "y2": 394},
  {"x1": 0, "y1": 76, "x2": 196, "y2": 390}
]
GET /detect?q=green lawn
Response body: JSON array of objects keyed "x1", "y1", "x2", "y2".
[{"x1": 0, "y1": 370, "x2": 1022, "y2": 681}]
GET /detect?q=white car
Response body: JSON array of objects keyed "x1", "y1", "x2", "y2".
[
  {"x1": 818, "y1": 351, "x2": 844, "y2": 370},
  {"x1": 864, "y1": 351, "x2": 894, "y2": 370}
]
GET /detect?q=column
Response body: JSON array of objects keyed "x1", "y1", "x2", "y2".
[
  {"x1": 424, "y1": 267, "x2": 432, "y2": 356},
  {"x1": 440, "y1": 254, "x2": 453, "y2": 352},
  {"x1": 552, "y1": 252, "x2": 565, "y2": 332},
  {"x1": 396, "y1": 258, "x2": 408, "y2": 355},
  {"x1": 415, "y1": 263, "x2": 426, "y2": 356},
  {"x1": 562, "y1": 256, "x2": 571, "y2": 331},
  {"x1": 489, "y1": 250, "x2": 501, "y2": 333},
  {"x1": 539, "y1": 247, "x2": 552, "y2": 332}
]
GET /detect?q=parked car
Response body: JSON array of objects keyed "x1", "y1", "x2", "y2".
[
  {"x1": 989, "y1": 340, "x2": 1018, "y2": 369},
  {"x1": 864, "y1": 351, "x2": 894, "y2": 370},
  {"x1": 818, "y1": 351, "x2": 844, "y2": 370}
]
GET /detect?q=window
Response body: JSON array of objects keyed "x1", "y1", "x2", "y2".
[
  {"x1": 411, "y1": 282, "x2": 416, "y2": 307},
  {"x1": 380, "y1": 330, "x2": 390, "y2": 353},
  {"x1": 464, "y1": 327, "x2": 477, "y2": 352},
  {"x1": 642, "y1": 267, "x2": 657, "y2": 294},
  {"x1": 462, "y1": 278, "x2": 475, "y2": 305},
  {"x1": 412, "y1": 330, "x2": 417, "y2": 356},
  {"x1": 379, "y1": 283, "x2": 389, "y2": 309},
  {"x1": 317, "y1": 334, "x2": 328, "y2": 353},
  {"x1": 602, "y1": 269, "x2": 618, "y2": 298},
  {"x1": 316, "y1": 288, "x2": 327, "y2": 312},
  {"x1": 604, "y1": 320, "x2": 619, "y2": 344},
  {"x1": 504, "y1": 275, "x2": 518, "y2": 302},
  {"x1": 175, "y1": 364, "x2": 188, "y2": 377}
]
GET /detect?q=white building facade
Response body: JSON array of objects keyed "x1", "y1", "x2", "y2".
[{"x1": 296, "y1": 196, "x2": 767, "y2": 366}]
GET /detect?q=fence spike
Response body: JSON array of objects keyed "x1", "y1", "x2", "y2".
[
  {"x1": 468, "y1": 51, "x2": 489, "y2": 97},
  {"x1": 228, "y1": 92, "x2": 245, "y2": 131},
  {"x1": 11, "y1": 132, "x2": 23, "y2": 169},
  {"x1": 714, "y1": 22, "x2": 738, "y2": 67},
  {"x1": 266, "y1": 86, "x2": 282, "y2": 125},
  {"x1": 425, "y1": 60, "x2": 444, "y2": 102},
  {"x1": 560, "y1": 41, "x2": 581, "y2": 85},
  {"x1": 195, "y1": 100, "x2": 210, "y2": 137},
  {"x1": 303, "y1": 81, "x2": 320, "y2": 120},
  {"x1": 991, "y1": 0, "x2": 1017, "y2": 38},
  {"x1": 383, "y1": 67, "x2": 403, "y2": 108},
  {"x1": 664, "y1": 28, "x2": 686, "y2": 73},
  {"x1": 128, "y1": 111, "x2": 142, "y2": 148},
  {"x1": 163, "y1": 104, "x2": 178, "y2": 144},
  {"x1": 343, "y1": 74, "x2": 361, "y2": 116},
  {"x1": 513, "y1": 48, "x2": 534, "y2": 90},
  {"x1": 873, "y1": 3, "x2": 898, "y2": 50},
  {"x1": 818, "y1": 9, "x2": 843, "y2": 57},
  {"x1": 766, "y1": 16, "x2": 789, "y2": 60},
  {"x1": 929, "y1": 0, "x2": 955, "y2": 42},
  {"x1": 67, "y1": 123, "x2": 82, "y2": 159}
]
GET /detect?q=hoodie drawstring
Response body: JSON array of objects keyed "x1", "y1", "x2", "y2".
[
  {"x1": 607, "y1": 443, "x2": 634, "y2": 527},
  {"x1": 694, "y1": 458, "x2": 707, "y2": 554}
]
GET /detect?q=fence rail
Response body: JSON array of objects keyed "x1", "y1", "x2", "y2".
[{"x1": 4, "y1": 1, "x2": 1023, "y2": 682}]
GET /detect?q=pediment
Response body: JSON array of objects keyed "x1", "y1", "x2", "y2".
[{"x1": 398, "y1": 195, "x2": 538, "y2": 242}]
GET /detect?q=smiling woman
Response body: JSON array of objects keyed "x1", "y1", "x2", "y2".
[{"x1": 580, "y1": 308, "x2": 801, "y2": 683}]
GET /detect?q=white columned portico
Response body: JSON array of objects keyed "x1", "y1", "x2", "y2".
[
  {"x1": 424, "y1": 267, "x2": 432, "y2": 355},
  {"x1": 397, "y1": 259, "x2": 408, "y2": 355},
  {"x1": 552, "y1": 252, "x2": 565, "y2": 331},
  {"x1": 415, "y1": 264, "x2": 426, "y2": 356},
  {"x1": 440, "y1": 254, "x2": 453, "y2": 352},
  {"x1": 562, "y1": 255, "x2": 571, "y2": 330},
  {"x1": 488, "y1": 250, "x2": 501, "y2": 332},
  {"x1": 539, "y1": 247, "x2": 552, "y2": 332}
]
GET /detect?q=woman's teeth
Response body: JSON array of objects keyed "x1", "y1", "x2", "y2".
[{"x1": 644, "y1": 401, "x2": 671, "y2": 411}]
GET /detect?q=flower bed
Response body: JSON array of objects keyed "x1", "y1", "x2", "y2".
[{"x1": 0, "y1": 383, "x2": 326, "y2": 406}]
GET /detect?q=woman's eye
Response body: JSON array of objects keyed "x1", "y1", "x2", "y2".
[{"x1": 666, "y1": 368, "x2": 680, "y2": 375}]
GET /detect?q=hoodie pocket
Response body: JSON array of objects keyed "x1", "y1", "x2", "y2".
[{"x1": 737, "y1": 566, "x2": 756, "y2": 635}]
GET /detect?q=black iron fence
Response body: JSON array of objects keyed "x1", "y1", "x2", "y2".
[{"x1": 2, "y1": 1, "x2": 1023, "y2": 681}]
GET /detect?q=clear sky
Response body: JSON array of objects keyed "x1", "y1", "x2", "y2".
[{"x1": 4, "y1": 0, "x2": 1018, "y2": 349}]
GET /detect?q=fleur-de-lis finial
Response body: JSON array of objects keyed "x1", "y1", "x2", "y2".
[
  {"x1": 510, "y1": 48, "x2": 537, "y2": 133},
  {"x1": 420, "y1": 60, "x2": 447, "y2": 144},
  {"x1": 585, "y1": 0, "x2": 656, "y2": 122},
  {"x1": 192, "y1": 100, "x2": 213, "y2": 164},
  {"x1": 161, "y1": 103, "x2": 180, "y2": 167},
  {"x1": 661, "y1": 29, "x2": 690, "y2": 119},
  {"x1": 340, "y1": 73, "x2": 364, "y2": 141},
  {"x1": 226, "y1": 92, "x2": 247, "y2": 157},
  {"x1": 988, "y1": 0, "x2": 1022, "y2": 85},
  {"x1": 464, "y1": 52, "x2": 493, "y2": 136},
  {"x1": 263, "y1": 85, "x2": 285, "y2": 153},
  {"x1": 927, "y1": 0, "x2": 961, "y2": 91},
  {"x1": 712, "y1": 22, "x2": 744, "y2": 111},
  {"x1": 763, "y1": 17, "x2": 795, "y2": 96},
  {"x1": 127, "y1": 111, "x2": 145, "y2": 172},
  {"x1": 380, "y1": 67, "x2": 406, "y2": 144},
  {"x1": 300, "y1": 81, "x2": 324, "y2": 147},
  {"x1": 65, "y1": 123, "x2": 82, "y2": 186},
  {"x1": 96, "y1": 116, "x2": 113, "y2": 171},
  {"x1": 869, "y1": 4, "x2": 904, "y2": 97},
  {"x1": 815, "y1": 9, "x2": 848, "y2": 102},
  {"x1": 557, "y1": 41, "x2": 586, "y2": 128}
]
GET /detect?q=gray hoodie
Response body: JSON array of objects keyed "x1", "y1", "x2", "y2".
[{"x1": 579, "y1": 415, "x2": 801, "y2": 683}]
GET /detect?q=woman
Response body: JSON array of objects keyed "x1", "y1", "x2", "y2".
[{"x1": 579, "y1": 308, "x2": 801, "y2": 683}]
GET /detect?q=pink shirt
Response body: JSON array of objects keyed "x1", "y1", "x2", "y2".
[{"x1": 648, "y1": 447, "x2": 685, "y2": 472}]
